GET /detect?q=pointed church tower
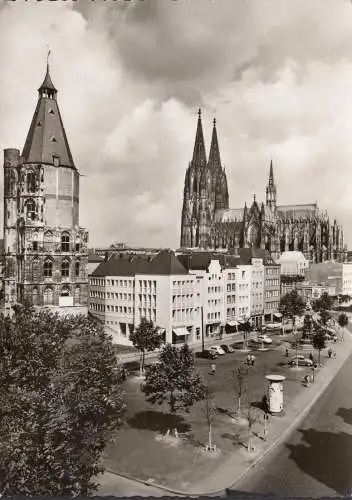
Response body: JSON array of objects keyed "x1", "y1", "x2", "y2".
[
  {"x1": 266, "y1": 159, "x2": 277, "y2": 211},
  {"x1": 3, "y1": 57, "x2": 88, "y2": 312},
  {"x1": 180, "y1": 109, "x2": 211, "y2": 248},
  {"x1": 208, "y1": 118, "x2": 229, "y2": 213}
]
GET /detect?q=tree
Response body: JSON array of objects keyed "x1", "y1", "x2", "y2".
[
  {"x1": 338, "y1": 313, "x2": 348, "y2": 329},
  {"x1": 312, "y1": 325, "x2": 326, "y2": 366},
  {"x1": 302, "y1": 314, "x2": 313, "y2": 340},
  {"x1": 0, "y1": 305, "x2": 125, "y2": 497},
  {"x1": 312, "y1": 292, "x2": 333, "y2": 312},
  {"x1": 246, "y1": 405, "x2": 258, "y2": 453},
  {"x1": 142, "y1": 343, "x2": 206, "y2": 415},
  {"x1": 202, "y1": 385, "x2": 217, "y2": 452},
  {"x1": 279, "y1": 289, "x2": 305, "y2": 325},
  {"x1": 320, "y1": 309, "x2": 331, "y2": 326},
  {"x1": 242, "y1": 320, "x2": 251, "y2": 350},
  {"x1": 129, "y1": 317, "x2": 163, "y2": 376},
  {"x1": 233, "y1": 362, "x2": 249, "y2": 419}
]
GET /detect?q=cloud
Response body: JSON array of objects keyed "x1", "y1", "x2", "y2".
[{"x1": 0, "y1": 0, "x2": 351, "y2": 249}]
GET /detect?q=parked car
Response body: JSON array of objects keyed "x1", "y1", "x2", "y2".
[
  {"x1": 209, "y1": 345, "x2": 226, "y2": 356},
  {"x1": 257, "y1": 334, "x2": 273, "y2": 344},
  {"x1": 196, "y1": 349, "x2": 218, "y2": 360},
  {"x1": 288, "y1": 355, "x2": 313, "y2": 367},
  {"x1": 221, "y1": 344, "x2": 235, "y2": 353}
]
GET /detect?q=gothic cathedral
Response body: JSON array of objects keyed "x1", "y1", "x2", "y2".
[
  {"x1": 180, "y1": 111, "x2": 347, "y2": 263},
  {"x1": 3, "y1": 63, "x2": 88, "y2": 310}
]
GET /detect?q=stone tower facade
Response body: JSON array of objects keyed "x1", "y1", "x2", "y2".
[
  {"x1": 3, "y1": 63, "x2": 88, "y2": 310},
  {"x1": 180, "y1": 111, "x2": 347, "y2": 263},
  {"x1": 180, "y1": 111, "x2": 229, "y2": 248}
]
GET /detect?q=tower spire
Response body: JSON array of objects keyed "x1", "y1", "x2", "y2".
[
  {"x1": 38, "y1": 50, "x2": 57, "y2": 96},
  {"x1": 266, "y1": 158, "x2": 277, "y2": 209},
  {"x1": 208, "y1": 116, "x2": 221, "y2": 170},
  {"x1": 191, "y1": 108, "x2": 207, "y2": 167},
  {"x1": 269, "y1": 158, "x2": 274, "y2": 184}
]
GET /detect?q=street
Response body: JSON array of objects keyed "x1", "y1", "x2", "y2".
[{"x1": 236, "y1": 349, "x2": 352, "y2": 497}]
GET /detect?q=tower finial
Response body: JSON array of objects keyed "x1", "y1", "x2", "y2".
[
  {"x1": 213, "y1": 117, "x2": 216, "y2": 127},
  {"x1": 46, "y1": 46, "x2": 51, "y2": 70},
  {"x1": 198, "y1": 108, "x2": 202, "y2": 119}
]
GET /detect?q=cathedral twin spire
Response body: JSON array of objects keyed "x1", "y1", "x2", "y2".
[{"x1": 191, "y1": 109, "x2": 222, "y2": 171}]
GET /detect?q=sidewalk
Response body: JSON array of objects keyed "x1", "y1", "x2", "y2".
[{"x1": 100, "y1": 325, "x2": 352, "y2": 497}]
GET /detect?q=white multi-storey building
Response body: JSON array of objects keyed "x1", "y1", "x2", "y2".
[
  {"x1": 89, "y1": 250, "x2": 196, "y2": 345},
  {"x1": 89, "y1": 248, "x2": 281, "y2": 346}
]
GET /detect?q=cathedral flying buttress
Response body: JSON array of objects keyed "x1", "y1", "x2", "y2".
[{"x1": 180, "y1": 111, "x2": 347, "y2": 263}]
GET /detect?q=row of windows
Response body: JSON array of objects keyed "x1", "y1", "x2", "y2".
[
  {"x1": 207, "y1": 311, "x2": 221, "y2": 320},
  {"x1": 172, "y1": 308, "x2": 193, "y2": 321},
  {"x1": 266, "y1": 267, "x2": 280, "y2": 275},
  {"x1": 208, "y1": 298, "x2": 222, "y2": 307},
  {"x1": 238, "y1": 306, "x2": 249, "y2": 315},
  {"x1": 266, "y1": 301, "x2": 280, "y2": 310},
  {"x1": 43, "y1": 259, "x2": 80, "y2": 278},
  {"x1": 227, "y1": 272, "x2": 236, "y2": 281},
  {"x1": 265, "y1": 279, "x2": 280, "y2": 287},
  {"x1": 227, "y1": 307, "x2": 236, "y2": 316},
  {"x1": 108, "y1": 279, "x2": 134, "y2": 287},
  {"x1": 208, "y1": 286, "x2": 222, "y2": 293},
  {"x1": 227, "y1": 283, "x2": 236, "y2": 292},
  {"x1": 172, "y1": 280, "x2": 192, "y2": 287},
  {"x1": 265, "y1": 290, "x2": 280, "y2": 298}
]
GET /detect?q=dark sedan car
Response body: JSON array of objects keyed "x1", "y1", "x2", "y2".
[
  {"x1": 221, "y1": 344, "x2": 235, "y2": 353},
  {"x1": 196, "y1": 349, "x2": 219, "y2": 359}
]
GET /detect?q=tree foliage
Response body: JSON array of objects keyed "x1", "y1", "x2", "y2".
[
  {"x1": 338, "y1": 313, "x2": 348, "y2": 328},
  {"x1": 320, "y1": 309, "x2": 331, "y2": 326},
  {"x1": 129, "y1": 317, "x2": 163, "y2": 372},
  {"x1": 142, "y1": 343, "x2": 206, "y2": 413},
  {"x1": 202, "y1": 385, "x2": 217, "y2": 450},
  {"x1": 233, "y1": 362, "x2": 249, "y2": 418},
  {"x1": 312, "y1": 325, "x2": 326, "y2": 365},
  {"x1": 312, "y1": 292, "x2": 333, "y2": 312},
  {"x1": 279, "y1": 290, "x2": 305, "y2": 322},
  {"x1": 302, "y1": 314, "x2": 313, "y2": 339},
  {"x1": 0, "y1": 305, "x2": 125, "y2": 497}
]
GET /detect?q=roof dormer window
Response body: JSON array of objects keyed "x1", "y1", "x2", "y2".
[
  {"x1": 51, "y1": 136, "x2": 57, "y2": 143},
  {"x1": 49, "y1": 109, "x2": 54, "y2": 115}
]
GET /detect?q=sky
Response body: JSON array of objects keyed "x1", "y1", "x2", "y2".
[{"x1": 0, "y1": 0, "x2": 351, "y2": 249}]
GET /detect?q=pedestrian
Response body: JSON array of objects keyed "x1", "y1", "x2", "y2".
[
  {"x1": 247, "y1": 353, "x2": 251, "y2": 365},
  {"x1": 328, "y1": 347, "x2": 332, "y2": 358},
  {"x1": 333, "y1": 351, "x2": 337, "y2": 359},
  {"x1": 211, "y1": 363, "x2": 216, "y2": 375},
  {"x1": 304, "y1": 374, "x2": 310, "y2": 387},
  {"x1": 285, "y1": 347, "x2": 289, "y2": 357},
  {"x1": 251, "y1": 354, "x2": 256, "y2": 366},
  {"x1": 309, "y1": 352, "x2": 314, "y2": 362}
]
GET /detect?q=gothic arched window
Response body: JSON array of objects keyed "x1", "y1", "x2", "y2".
[
  {"x1": 32, "y1": 287, "x2": 39, "y2": 306},
  {"x1": 75, "y1": 260, "x2": 80, "y2": 277},
  {"x1": 27, "y1": 171, "x2": 36, "y2": 193},
  {"x1": 74, "y1": 286, "x2": 80, "y2": 304},
  {"x1": 44, "y1": 287, "x2": 53, "y2": 305},
  {"x1": 26, "y1": 199, "x2": 36, "y2": 220},
  {"x1": 32, "y1": 258, "x2": 40, "y2": 281},
  {"x1": 61, "y1": 259, "x2": 70, "y2": 278},
  {"x1": 43, "y1": 259, "x2": 53, "y2": 278},
  {"x1": 61, "y1": 232, "x2": 70, "y2": 252}
]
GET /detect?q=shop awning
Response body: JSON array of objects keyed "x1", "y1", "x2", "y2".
[
  {"x1": 274, "y1": 313, "x2": 282, "y2": 318},
  {"x1": 173, "y1": 327, "x2": 190, "y2": 337},
  {"x1": 227, "y1": 321, "x2": 239, "y2": 327},
  {"x1": 238, "y1": 319, "x2": 246, "y2": 324}
]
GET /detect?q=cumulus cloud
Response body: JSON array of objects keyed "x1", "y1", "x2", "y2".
[{"x1": 0, "y1": 0, "x2": 351, "y2": 248}]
